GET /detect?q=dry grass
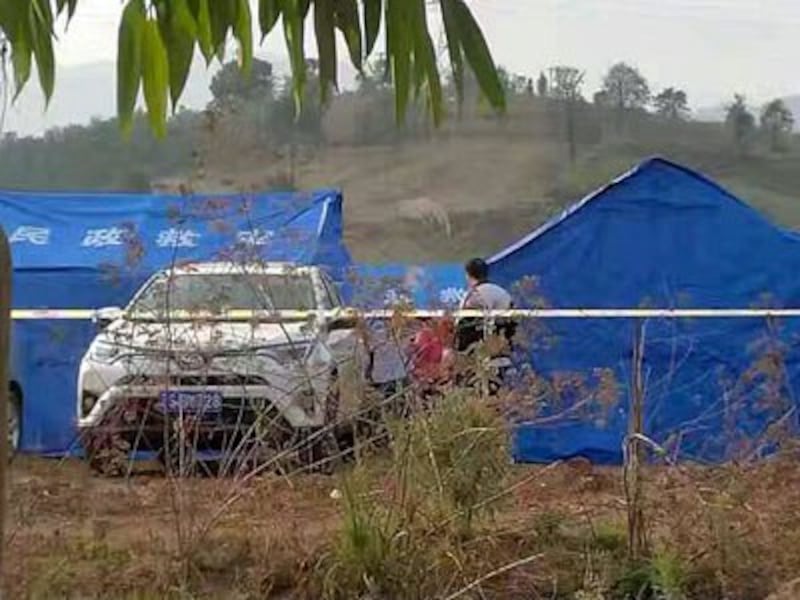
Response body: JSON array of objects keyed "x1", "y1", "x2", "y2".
[{"x1": 5, "y1": 448, "x2": 800, "y2": 599}]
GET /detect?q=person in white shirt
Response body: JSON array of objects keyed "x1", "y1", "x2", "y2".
[
  {"x1": 456, "y1": 258, "x2": 515, "y2": 352},
  {"x1": 460, "y1": 258, "x2": 512, "y2": 311}
]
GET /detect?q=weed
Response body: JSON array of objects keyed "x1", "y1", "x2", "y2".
[
  {"x1": 590, "y1": 521, "x2": 628, "y2": 557},
  {"x1": 611, "y1": 550, "x2": 688, "y2": 600},
  {"x1": 321, "y1": 389, "x2": 512, "y2": 598},
  {"x1": 650, "y1": 551, "x2": 688, "y2": 600},
  {"x1": 394, "y1": 390, "x2": 510, "y2": 534}
]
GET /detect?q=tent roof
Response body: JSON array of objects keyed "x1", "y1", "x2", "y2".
[
  {"x1": 0, "y1": 187, "x2": 348, "y2": 272},
  {"x1": 489, "y1": 157, "x2": 799, "y2": 265}
]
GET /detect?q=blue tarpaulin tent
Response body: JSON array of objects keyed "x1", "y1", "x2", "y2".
[
  {"x1": 3, "y1": 188, "x2": 351, "y2": 454},
  {"x1": 488, "y1": 157, "x2": 800, "y2": 464}
]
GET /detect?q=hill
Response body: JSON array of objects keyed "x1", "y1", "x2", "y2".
[
  {"x1": 190, "y1": 96, "x2": 800, "y2": 263},
  {"x1": 2, "y1": 88, "x2": 799, "y2": 264}
]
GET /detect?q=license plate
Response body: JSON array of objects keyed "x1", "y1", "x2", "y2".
[{"x1": 158, "y1": 390, "x2": 223, "y2": 414}]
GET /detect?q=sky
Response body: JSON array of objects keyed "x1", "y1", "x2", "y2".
[{"x1": 8, "y1": 0, "x2": 800, "y2": 134}]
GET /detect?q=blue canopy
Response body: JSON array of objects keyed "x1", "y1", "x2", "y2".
[
  {"x1": 489, "y1": 158, "x2": 800, "y2": 464},
  {"x1": 4, "y1": 188, "x2": 351, "y2": 454}
]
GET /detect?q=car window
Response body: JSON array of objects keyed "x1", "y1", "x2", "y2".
[{"x1": 131, "y1": 273, "x2": 317, "y2": 314}]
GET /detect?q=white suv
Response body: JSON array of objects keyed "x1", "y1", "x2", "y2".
[{"x1": 78, "y1": 262, "x2": 362, "y2": 475}]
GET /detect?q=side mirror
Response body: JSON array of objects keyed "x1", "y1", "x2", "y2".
[
  {"x1": 314, "y1": 307, "x2": 358, "y2": 334},
  {"x1": 92, "y1": 306, "x2": 123, "y2": 328},
  {"x1": 326, "y1": 316, "x2": 358, "y2": 332}
]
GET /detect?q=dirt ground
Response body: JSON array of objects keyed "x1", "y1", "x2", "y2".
[{"x1": 4, "y1": 453, "x2": 800, "y2": 599}]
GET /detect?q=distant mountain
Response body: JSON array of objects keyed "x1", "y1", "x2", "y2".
[
  {"x1": 2, "y1": 54, "x2": 358, "y2": 137},
  {"x1": 695, "y1": 95, "x2": 800, "y2": 128}
]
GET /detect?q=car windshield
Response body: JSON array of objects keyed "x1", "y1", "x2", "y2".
[{"x1": 130, "y1": 272, "x2": 317, "y2": 315}]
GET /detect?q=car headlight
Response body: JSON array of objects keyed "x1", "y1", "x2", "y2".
[{"x1": 89, "y1": 339, "x2": 121, "y2": 363}]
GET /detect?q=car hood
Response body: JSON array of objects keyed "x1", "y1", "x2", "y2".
[{"x1": 100, "y1": 318, "x2": 317, "y2": 354}]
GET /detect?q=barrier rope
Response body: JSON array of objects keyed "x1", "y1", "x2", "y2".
[{"x1": 10, "y1": 308, "x2": 800, "y2": 321}]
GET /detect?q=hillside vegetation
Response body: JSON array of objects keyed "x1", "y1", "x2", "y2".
[{"x1": 1, "y1": 60, "x2": 798, "y2": 263}]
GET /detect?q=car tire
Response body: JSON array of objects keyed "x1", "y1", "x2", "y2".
[
  {"x1": 84, "y1": 432, "x2": 131, "y2": 477},
  {"x1": 8, "y1": 389, "x2": 21, "y2": 461}
]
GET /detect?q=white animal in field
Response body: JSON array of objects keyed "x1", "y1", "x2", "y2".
[{"x1": 396, "y1": 196, "x2": 452, "y2": 238}]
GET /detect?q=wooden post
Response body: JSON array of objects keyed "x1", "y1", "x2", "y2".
[
  {"x1": 626, "y1": 319, "x2": 648, "y2": 561},
  {"x1": 0, "y1": 226, "x2": 11, "y2": 584}
]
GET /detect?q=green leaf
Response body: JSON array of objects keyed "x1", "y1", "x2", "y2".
[
  {"x1": 258, "y1": 0, "x2": 281, "y2": 40},
  {"x1": 451, "y1": 0, "x2": 505, "y2": 113},
  {"x1": 233, "y1": 0, "x2": 253, "y2": 76},
  {"x1": 412, "y1": 0, "x2": 442, "y2": 125},
  {"x1": 10, "y1": 26, "x2": 32, "y2": 101},
  {"x1": 29, "y1": 0, "x2": 55, "y2": 105},
  {"x1": 281, "y1": 0, "x2": 307, "y2": 116},
  {"x1": 314, "y1": 0, "x2": 337, "y2": 105},
  {"x1": 173, "y1": 0, "x2": 198, "y2": 38},
  {"x1": 141, "y1": 18, "x2": 170, "y2": 138},
  {"x1": 167, "y1": 0, "x2": 197, "y2": 111},
  {"x1": 191, "y1": 0, "x2": 214, "y2": 63},
  {"x1": 439, "y1": 0, "x2": 464, "y2": 102},
  {"x1": 4, "y1": 0, "x2": 35, "y2": 100},
  {"x1": 117, "y1": 0, "x2": 145, "y2": 137},
  {"x1": 363, "y1": 0, "x2": 381, "y2": 57},
  {"x1": 334, "y1": 0, "x2": 362, "y2": 72},
  {"x1": 54, "y1": 0, "x2": 78, "y2": 22},
  {"x1": 208, "y1": 0, "x2": 235, "y2": 62},
  {"x1": 29, "y1": 0, "x2": 53, "y2": 35},
  {"x1": 386, "y1": 0, "x2": 410, "y2": 124}
]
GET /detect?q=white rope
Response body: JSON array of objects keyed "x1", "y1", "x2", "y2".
[{"x1": 10, "y1": 307, "x2": 800, "y2": 321}]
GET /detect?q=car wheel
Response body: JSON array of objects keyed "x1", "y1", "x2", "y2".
[
  {"x1": 84, "y1": 432, "x2": 131, "y2": 477},
  {"x1": 8, "y1": 389, "x2": 21, "y2": 460}
]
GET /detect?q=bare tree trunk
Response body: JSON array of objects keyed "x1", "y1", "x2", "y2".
[
  {"x1": 625, "y1": 319, "x2": 648, "y2": 561},
  {"x1": 0, "y1": 226, "x2": 10, "y2": 587}
]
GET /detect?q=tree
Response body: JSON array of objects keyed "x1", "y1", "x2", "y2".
[
  {"x1": 760, "y1": 99, "x2": 794, "y2": 152},
  {"x1": 601, "y1": 62, "x2": 650, "y2": 131},
  {"x1": 497, "y1": 66, "x2": 529, "y2": 96},
  {"x1": 601, "y1": 63, "x2": 650, "y2": 111},
  {"x1": 209, "y1": 58, "x2": 275, "y2": 111},
  {"x1": 653, "y1": 87, "x2": 689, "y2": 120},
  {"x1": 725, "y1": 94, "x2": 756, "y2": 155},
  {"x1": 536, "y1": 71, "x2": 548, "y2": 97},
  {"x1": 0, "y1": 0, "x2": 504, "y2": 138},
  {"x1": 593, "y1": 90, "x2": 609, "y2": 106},
  {"x1": 548, "y1": 66, "x2": 585, "y2": 162}
]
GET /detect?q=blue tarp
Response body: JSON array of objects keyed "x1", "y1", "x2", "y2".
[
  {"x1": 347, "y1": 263, "x2": 465, "y2": 308},
  {"x1": 488, "y1": 158, "x2": 800, "y2": 464},
  {"x1": 3, "y1": 188, "x2": 351, "y2": 454}
]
